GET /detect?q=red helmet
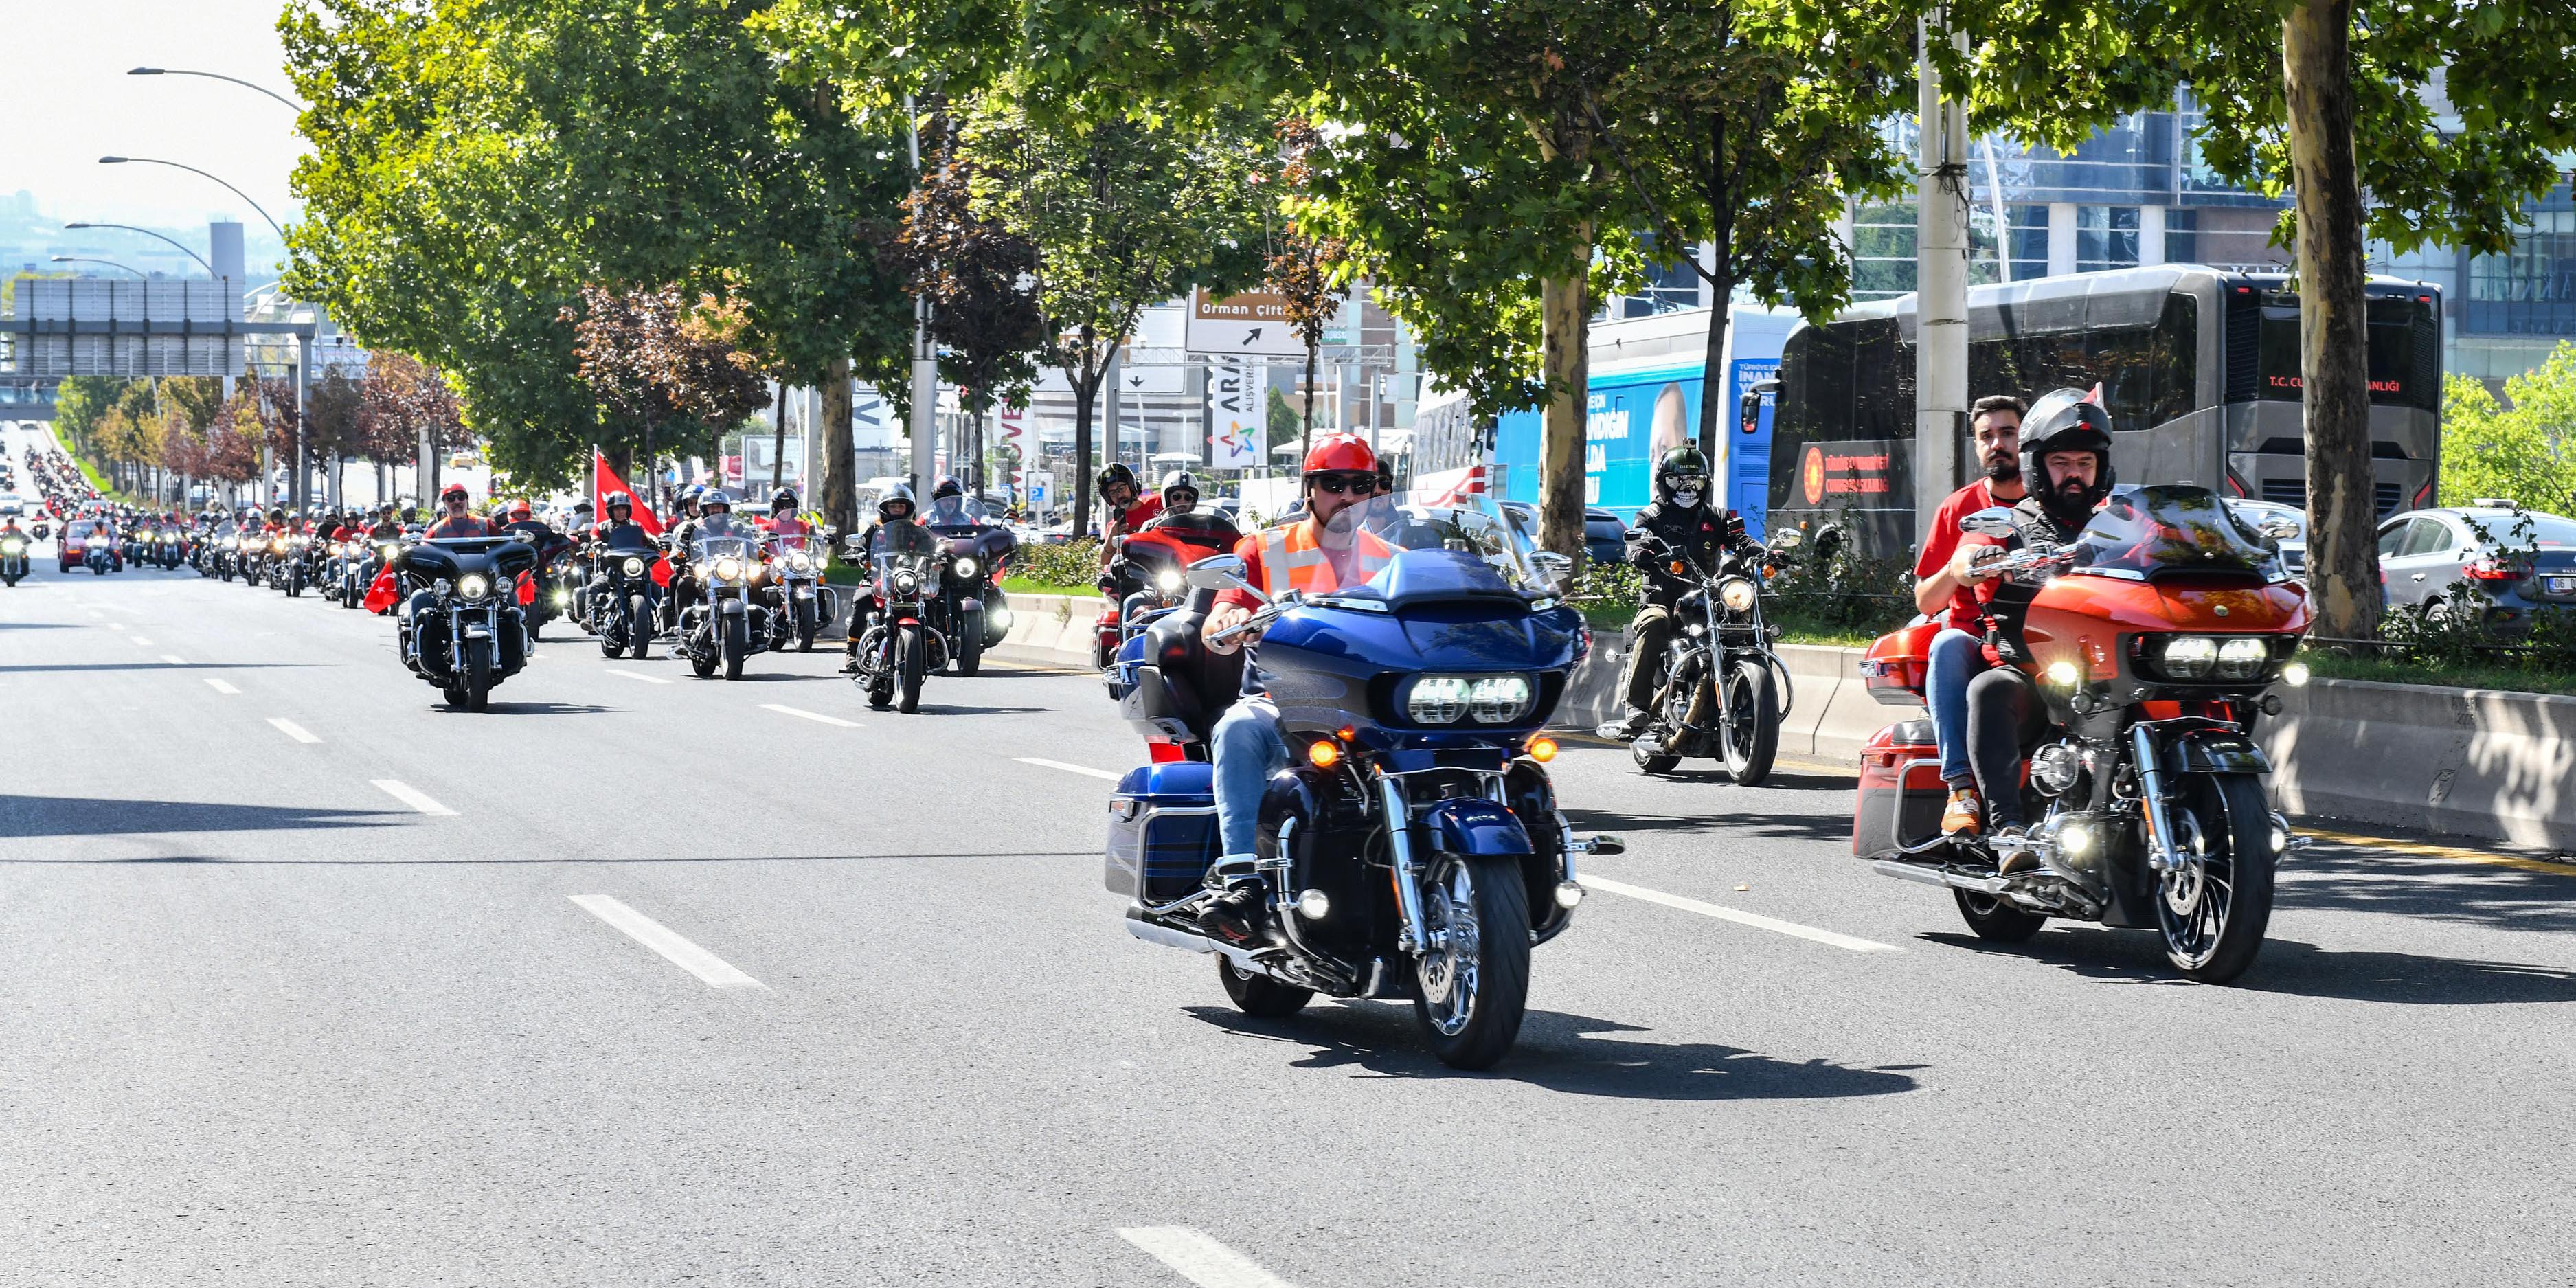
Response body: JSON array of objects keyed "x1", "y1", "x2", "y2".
[
  {"x1": 440, "y1": 482, "x2": 469, "y2": 503},
  {"x1": 509, "y1": 499, "x2": 532, "y2": 519},
  {"x1": 1301, "y1": 433, "x2": 1377, "y2": 477}
]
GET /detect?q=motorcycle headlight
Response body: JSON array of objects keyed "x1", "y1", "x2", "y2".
[
  {"x1": 2159, "y1": 635, "x2": 2217, "y2": 679},
  {"x1": 271, "y1": 538, "x2": 288, "y2": 553},
  {"x1": 622, "y1": 556, "x2": 646, "y2": 577},
  {"x1": 1468, "y1": 675, "x2": 1534, "y2": 723},
  {"x1": 457, "y1": 573, "x2": 490, "y2": 600},
  {"x1": 893, "y1": 570, "x2": 919, "y2": 594},
  {"x1": 713, "y1": 556, "x2": 743, "y2": 581},
  {"x1": 954, "y1": 556, "x2": 978, "y2": 578},
  {"x1": 1155, "y1": 569, "x2": 1184, "y2": 594},
  {"x1": 1718, "y1": 577, "x2": 1758, "y2": 613},
  {"x1": 2214, "y1": 636, "x2": 2270, "y2": 681},
  {"x1": 552, "y1": 588, "x2": 572, "y2": 607},
  {"x1": 789, "y1": 552, "x2": 812, "y2": 572},
  {"x1": 1, "y1": 540, "x2": 20, "y2": 554},
  {"x1": 1406, "y1": 675, "x2": 1472, "y2": 725},
  {"x1": 223, "y1": 537, "x2": 238, "y2": 549},
  {"x1": 379, "y1": 543, "x2": 398, "y2": 558}
]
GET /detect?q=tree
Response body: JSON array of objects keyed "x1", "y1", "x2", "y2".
[
  {"x1": 2439, "y1": 350, "x2": 2576, "y2": 512},
  {"x1": 563, "y1": 285, "x2": 773, "y2": 480},
  {"x1": 1950, "y1": 0, "x2": 2576, "y2": 638},
  {"x1": 956, "y1": 88, "x2": 1269, "y2": 532},
  {"x1": 1268, "y1": 120, "x2": 1348, "y2": 460},
  {"x1": 896, "y1": 109, "x2": 1047, "y2": 496}
]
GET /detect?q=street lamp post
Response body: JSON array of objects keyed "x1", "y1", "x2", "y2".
[
  {"x1": 63, "y1": 223, "x2": 216, "y2": 276},
  {"x1": 96, "y1": 157, "x2": 285, "y2": 242},
  {"x1": 126, "y1": 67, "x2": 305, "y2": 113},
  {"x1": 49, "y1": 256, "x2": 146, "y2": 278}
]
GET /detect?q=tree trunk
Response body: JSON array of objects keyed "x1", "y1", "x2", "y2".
[
  {"x1": 1302, "y1": 341, "x2": 1318, "y2": 458},
  {"x1": 1537, "y1": 255, "x2": 1593, "y2": 563},
  {"x1": 2285, "y1": 0, "x2": 2377, "y2": 640},
  {"x1": 1072, "y1": 359, "x2": 1102, "y2": 537},
  {"x1": 821, "y1": 357, "x2": 856, "y2": 536}
]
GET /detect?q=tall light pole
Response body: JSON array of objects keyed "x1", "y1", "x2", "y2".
[
  {"x1": 49, "y1": 256, "x2": 146, "y2": 278},
  {"x1": 97, "y1": 157, "x2": 285, "y2": 242},
  {"x1": 126, "y1": 67, "x2": 306, "y2": 113},
  {"x1": 1914, "y1": 11, "x2": 1971, "y2": 539},
  {"x1": 905, "y1": 95, "x2": 938, "y2": 506},
  {"x1": 64, "y1": 223, "x2": 217, "y2": 276}
]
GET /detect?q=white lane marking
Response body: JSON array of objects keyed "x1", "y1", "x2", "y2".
[
  {"x1": 1019, "y1": 757, "x2": 1122, "y2": 782},
  {"x1": 370, "y1": 779, "x2": 456, "y2": 816},
  {"x1": 761, "y1": 703, "x2": 861, "y2": 728},
  {"x1": 104, "y1": 621, "x2": 126, "y2": 630},
  {"x1": 130, "y1": 636, "x2": 153, "y2": 646},
  {"x1": 161, "y1": 654, "x2": 187, "y2": 665},
  {"x1": 204, "y1": 678, "x2": 241, "y2": 695},
  {"x1": 266, "y1": 717, "x2": 323, "y2": 745},
  {"x1": 1117, "y1": 1228, "x2": 1300, "y2": 1288},
  {"x1": 1579, "y1": 875, "x2": 1901, "y2": 954},
  {"x1": 605, "y1": 668, "x2": 672, "y2": 686},
  {"x1": 567, "y1": 895, "x2": 765, "y2": 991}
]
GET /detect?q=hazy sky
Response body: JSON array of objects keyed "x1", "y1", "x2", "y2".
[{"x1": 0, "y1": 0, "x2": 306, "y2": 230}]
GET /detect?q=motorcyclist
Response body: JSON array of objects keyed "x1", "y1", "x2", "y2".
[
  {"x1": 425, "y1": 483, "x2": 493, "y2": 539},
  {"x1": 927, "y1": 477, "x2": 971, "y2": 526},
  {"x1": 761, "y1": 487, "x2": 814, "y2": 536},
  {"x1": 1195, "y1": 435, "x2": 1397, "y2": 945},
  {"x1": 594, "y1": 490, "x2": 655, "y2": 550},
  {"x1": 1609, "y1": 445, "x2": 1758, "y2": 739},
  {"x1": 1096, "y1": 464, "x2": 1161, "y2": 561},
  {"x1": 1155, "y1": 469, "x2": 1202, "y2": 518},
  {"x1": 499, "y1": 498, "x2": 554, "y2": 543},
  {"x1": 368, "y1": 506, "x2": 403, "y2": 541},
  {"x1": 1916, "y1": 395, "x2": 2030, "y2": 837},
  {"x1": 1961, "y1": 388, "x2": 2115, "y2": 869},
  {"x1": 839, "y1": 485, "x2": 939, "y2": 672}
]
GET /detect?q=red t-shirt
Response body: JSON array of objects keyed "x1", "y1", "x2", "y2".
[{"x1": 1915, "y1": 480, "x2": 2012, "y2": 633}]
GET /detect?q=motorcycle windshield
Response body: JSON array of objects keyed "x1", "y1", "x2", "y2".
[
  {"x1": 767, "y1": 530, "x2": 829, "y2": 557},
  {"x1": 923, "y1": 496, "x2": 991, "y2": 531},
  {"x1": 692, "y1": 534, "x2": 759, "y2": 562},
  {"x1": 2068, "y1": 485, "x2": 2287, "y2": 582},
  {"x1": 1142, "y1": 506, "x2": 1241, "y2": 550},
  {"x1": 1336, "y1": 493, "x2": 1552, "y2": 599}
]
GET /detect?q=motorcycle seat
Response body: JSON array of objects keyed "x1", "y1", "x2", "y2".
[{"x1": 1137, "y1": 598, "x2": 1246, "y2": 745}]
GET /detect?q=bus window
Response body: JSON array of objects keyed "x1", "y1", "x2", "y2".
[
  {"x1": 1778, "y1": 321, "x2": 1854, "y2": 443},
  {"x1": 1849, "y1": 318, "x2": 1910, "y2": 440},
  {"x1": 2254, "y1": 295, "x2": 2437, "y2": 411}
]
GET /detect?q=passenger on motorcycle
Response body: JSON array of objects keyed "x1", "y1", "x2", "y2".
[
  {"x1": 1196, "y1": 434, "x2": 1397, "y2": 945},
  {"x1": 1096, "y1": 464, "x2": 1162, "y2": 560},
  {"x1": 1157, "y1": 469, "x2": 1202, "y2": 516},
  {"x1": 1910, "y1": 395, "x2": 2029, "y2": 837},
  {"x1": 499, "y1": 498, "x2": 554, "y2": 543},
  {"x1": 425, "y1": 484, "x2": 494, "y2": 539},
  {"x1": 1609, "y1": 445, "x2": 1758, "y2": 739},
  {"x1": 1958, "y1": 389, "x2": 2114, "y2": 870},
  {"x1": 839, "y1": 485, "x2": 938, "y2": 671}
]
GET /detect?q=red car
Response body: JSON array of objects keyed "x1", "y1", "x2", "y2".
[{"x1": 58, "y1": 519, "x2": 120, "y2": 573}]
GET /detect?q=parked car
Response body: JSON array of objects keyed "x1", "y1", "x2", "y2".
[
  {"x1": 2377, "y1": 502, "x2": 2576, "y2": 630},
  {"x1": 2226, "y1": 498, "x2": 2307, "y2": 577},
  {"x1": 1499, "y1": 501, "x2": 1629, "y2": 565}
]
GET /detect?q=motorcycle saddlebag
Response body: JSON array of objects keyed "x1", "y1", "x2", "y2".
[
  {"x1": 1853, "y1": 719, "x2": 1943, "y2": 857},
  {"x1": 1860, "y1": 620, "x2": 1939, "y2": 706},
  {"x1": 1103, "y1": 762, "x2": 1219, "y2": 904}
]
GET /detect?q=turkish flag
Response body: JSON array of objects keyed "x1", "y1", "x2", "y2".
[
  {"x1": 362, "y1": 565, "x2": 400, "y2": 614},
  {"x1": 594, "y1": 452, "x2": 665, "y2": 536}
]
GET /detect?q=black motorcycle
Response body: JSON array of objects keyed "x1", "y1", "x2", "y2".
[
  {"x1": 0, "y1": 532, "x2": 27, "y2": 585},
  {"x1": 586, "y1": 541, "x2": 662, "y2": 660},
  {"x1": 849, "y1": 547, "x2": 943, "y2": 712},
  {"x1": 1604, "y1": 530, "x2": 1803, "y2": 784},
  {"x1": 396, "y1": 536, "x2": 536, "y2": 711},
  {"x1": 923, "y1": 499, "x2": 1017, "y2": 675},
  {"x1": 676, "y1": 532, "x2": 772, "y2": 680}
]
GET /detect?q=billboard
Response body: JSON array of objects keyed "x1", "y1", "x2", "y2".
[{"x1": 1203, "y1": 356, "x2": 1265, "y2": 468}]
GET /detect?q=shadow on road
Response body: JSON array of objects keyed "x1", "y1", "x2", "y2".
[
  {"x1": 0, "y1": 795, "x2": 402, "y2": 840},
  {"x1": 1186, "y1": 1005, "x2": 1921, "y2": 1099},
  {"x1": 0, "y1": 662, "x2": 308, "y2": 674},
  {"x1": 920, "y1": 704, "x2": 1054, "y2": 716},
  {"x1": 2274, "y1": 842, "x2": 2576, "y2": 934},
  {"x1": 0, "y1": 621, "x2": 80, "y2": 630},
  {"x1": 1921, "y1": 930, "x2": 2576, "y2": 1005},
  {"x1": 1563, "y1": 806, "x2": 1850, "y2": 846},
  {"x1": 442, "y1": 701, "x2": 617, "y2": 716}
]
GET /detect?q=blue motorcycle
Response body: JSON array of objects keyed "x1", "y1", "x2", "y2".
[{"x1": 1102, "y1": 497, "x2": 1623, "y2": 1069}]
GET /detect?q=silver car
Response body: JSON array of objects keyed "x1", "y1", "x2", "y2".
[{"x1": 2377, "y1": 504, "x2": 2576, "y2": 626}]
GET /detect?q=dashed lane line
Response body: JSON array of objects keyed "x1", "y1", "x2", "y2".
[
  {"x1": 1579, "y1": 874, "x2": 1902, "y2": 953},
  {"x1": 567, "y1": 895, "x2": 765, "y2": 991},
  {"x1": 204, "y1": 678, "x2": 240, "y2": 695},
  {"x1": 1019, "y1": 756, "x2": 1122, "y2": 782},
  {"x1": 1116, "y1": 1228, "x2": 1301, "y2": 1288},
  {"x1": 130, "y1": 635, "x2": 153, "y2": 646},
  {"x1": 160, "y1": 654, "x2": 186, "y2": 665},
  {"x1": 761, "y1": 703, "x2": 862, "y2": 728},
  {"x1": 266, "y1": 717, "x2": 323, "y2": 745},
  {"x1": 605, "y1": 668, "x2": 673, "y2": 686},
  {"x1": 370, "y1": 779, "x2": 456, "y2": 817}
]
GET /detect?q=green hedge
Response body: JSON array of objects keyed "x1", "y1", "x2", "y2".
[
  {"x1": 1013, "y1": 536, "x2": 1103, "y2": 591},
  {"x1": 1571, "y1": 541, "x2": 1917, "y2": 645}
]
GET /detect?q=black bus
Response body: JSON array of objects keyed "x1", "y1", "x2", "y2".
[{"x1": 1762, "y1": 266, "x2": 2442, "y2": 559}]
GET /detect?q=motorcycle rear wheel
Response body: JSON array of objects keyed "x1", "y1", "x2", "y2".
[
  {"x1": 1630, "y1": 739, "x2": 1680, "y2": 775},
  {"x1": 898, "y1": 624, "x2": 925, "y2": 713},
  {"x1": 1719, "y1": 658, "x2": 1781, "y2": 785},
  {"x1": 1410, "y1": 852, "x2": 1531, "y2": 1070},
  {"x1": 688, "y1": 635, "x2": 718, "y2": 679},
  {"x1": 1954, "y1": 890, "x2": 2047, "y2": 942},
  {"x1": 1218, "y1": 956, "x2": 1312, "y2": 1017},
  {"x1": 2158, "y1": 772, "x2": 2276, "y2": 983}
]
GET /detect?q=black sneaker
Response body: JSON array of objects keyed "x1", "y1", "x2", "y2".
[
  {"x1": 1196, "y1": 887, "x2": 1263, "y2": 947},
  {"x1": 1609, "y1": 710, "x2": 1653, "y2": 740}
]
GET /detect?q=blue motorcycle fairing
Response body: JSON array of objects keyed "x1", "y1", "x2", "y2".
[
  {"x1": 1258, "y1": 596, "x2": 1582, "y2": 752},
  {"x1": 1420, "y1": 796, "x2": 1535, "y2": 856}
]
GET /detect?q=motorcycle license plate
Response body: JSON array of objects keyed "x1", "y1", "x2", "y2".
[{"x1": 2549, "y1": 576, "x2": 2576, "y2": 596}]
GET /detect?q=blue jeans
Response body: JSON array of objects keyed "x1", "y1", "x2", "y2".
[
  {"x1": 1925, "y1": 627, "x2": 1987, "y2": 788},
  {"x1": 1211, "y1": 699, "x2": 1288, "y2": 861}
]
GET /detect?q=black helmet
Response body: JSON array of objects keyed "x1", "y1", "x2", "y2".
[
  {"x1": 699, "y1": 487, "x2": 734, "y2": 515},
  {"x1": 1158, "y1": 468, "x2": 1201, "y2": 510},
  {"x1": 603, "y1": 489, "x2": 633, "y2": 515},
  {"x1": 932, "y1": 475, "x2": 963, "y2": 500},
  {"x1": 680, "y1": 483, "x2": 704, "y2": 512},
  {"x1": 1653, "y1": 445, "x2": 1713, "y2": 508},
  {"x1": 267, "y1": 506, "x2": 286, "y2": 524},
  {"x1": 770, "y1": 486, "x2": 798, "y2": 512},
  {"x1": 2018, "y1": 388, "x2": 2116, "y2": 521},
  {"x1": 1096, "y1": 463, "x2": 1137, "y2": 498},
  {"x1": 878, "y1": 484, "x2": 916, "y2": 522}
]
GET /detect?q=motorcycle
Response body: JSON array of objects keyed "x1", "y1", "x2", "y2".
[
  {"x1": 1602, "y1": 530, "x2": 1803, "y2": 784},
  {"x1": 1097, "y1": 506, "x2": 1241, "y2": 673},
  {"x1": 84, "y1": 534, "x2": 114, "y2": 576},
  {"x1": 1853, "y1": 485, "x2": 2314, "y2": 983},
  {"x1": 396, "y1": 534, "x2": 536, "y2": 711},
  {"x1": 848, "y1": 548, "x2": 943, "y2": 712},
  {"x1": 1102, "y1": 495, "x2": 1618, "y2": 1070},
  {"x1": 586, "y1": 541, "x2": 662, "y2": 660},
  {"x1": 760, "y1": 529, "x2": 839, "y2": 653},
  {"x1": 923, "y1": 498, "x2": 1017, "y2": 675},
  {"x1": 155, "y1": 528, "x2": 186, "y2": 569},
  {"x1": 0, "y1": 533, "x2": 26, "y2": 585},
  {"x1": 675, "y1": 532, "x2": 772, "y2": 680}
]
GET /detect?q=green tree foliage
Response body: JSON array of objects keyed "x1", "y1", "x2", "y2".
[{"x1": 2439, "y1": 350, "x2": 2576, "y2": 513}]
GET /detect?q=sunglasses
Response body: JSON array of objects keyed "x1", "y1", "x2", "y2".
[{"x1": 1310, "y1": 473, "x2": 1376, "y2": 495}]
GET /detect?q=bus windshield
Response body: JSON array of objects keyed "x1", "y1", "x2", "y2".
[{"x1": 2256, "y1": 294, "x2": 2438, "y2": 411}]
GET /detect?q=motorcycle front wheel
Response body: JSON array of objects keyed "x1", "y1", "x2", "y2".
[
  {"x1": 898, "y1": 623, "x2": 925, "y2": 713},
  {"x1": 722, "y1": 615, "x2": 748, "y2": 680},
  {"x1": 1410, "y1": 852, "x2": 1531, "y2": 1070},
  {"x1": 1719, "y1": 657, "x2": 1781, "y2": 785},
  {"x1": 629, "y1": 595, "x2": 651, "y2": 660},
  {"x1": 2157, "y1": 772, "x2": 2276, "y2": 983},
  {"x1": 464, "y1": 646, "x2": 492, "y2": 712},
  {"x1": 795, "y1": 600, "x2": 817, "y2": 651},
  {"x1": 956, "y1": 608, "x2": 984, "y2": 676}
]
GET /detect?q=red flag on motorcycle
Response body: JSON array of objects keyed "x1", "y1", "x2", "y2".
[
  {"x1": 361, "y1": 565, "x2": 399, "y2": 614},
  {"x1": 593, "y1": 451, "x2": 665, "y2": 536},
  {"x1": 516, "y1": 570, "x2": 536, "y2": 606},
  {"x1": 651, "y1": 554, "x2": 673, "y2": 587}
]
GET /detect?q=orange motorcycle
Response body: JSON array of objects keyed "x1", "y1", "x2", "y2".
[{"x1": 1853, "y1": 485, "x2": 2314, "y2": 982}]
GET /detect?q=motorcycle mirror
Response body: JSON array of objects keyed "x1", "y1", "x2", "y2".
[
  {"x1": 2258, "y1": 517, "x2": 2299, "y2": 541},
  {"x1": 1528, "y1": 550, "x2": 1574, "y2": 588},
  {"x1": 1185, "y1": 553, "x2": 1259, "y2": 596},
  {"x1": 1770, "y1": 529, "x2": 1805, "y2": 550},
  {"x1": 1959, "y1": 506, "x2": 2018, "y2": 538}
]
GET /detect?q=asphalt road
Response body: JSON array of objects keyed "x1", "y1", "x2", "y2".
[{"x1": 8, "y1": 510, "x2": 2576, "y2": 1285}]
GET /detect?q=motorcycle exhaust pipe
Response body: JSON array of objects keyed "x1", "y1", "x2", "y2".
[{"x1": 1871, "y1": 858, "x2": 2011, "y2": 894}]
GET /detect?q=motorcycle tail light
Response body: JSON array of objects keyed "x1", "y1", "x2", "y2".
[{"x1": 2214, "y1": 637, "x2": 2269, "y2": 680}]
